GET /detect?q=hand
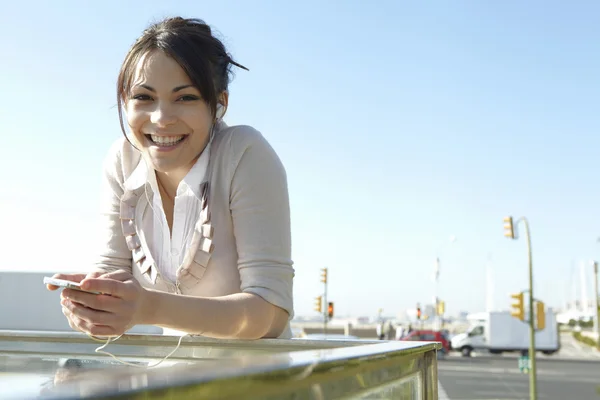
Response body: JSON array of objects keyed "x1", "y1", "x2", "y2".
[{"x1": 60, "y1": 270, "x2": 150, "y2": 337}]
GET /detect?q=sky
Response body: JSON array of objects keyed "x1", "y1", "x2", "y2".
[{"x1": 1, "y1": 1, "x2": 599, "y2": 318}]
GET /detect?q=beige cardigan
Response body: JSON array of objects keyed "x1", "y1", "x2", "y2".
[{"x1": 94, "y1": 122, "x2": 294, "y2": 338}]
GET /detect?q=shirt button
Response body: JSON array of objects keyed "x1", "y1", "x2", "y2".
[{"x1": 171, "y1": 248, "x2": 180, "y2": 257}]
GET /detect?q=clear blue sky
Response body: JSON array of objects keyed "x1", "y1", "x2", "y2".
[{"x1": 1, "y1": 1, "x2": 599, "y2": 318}]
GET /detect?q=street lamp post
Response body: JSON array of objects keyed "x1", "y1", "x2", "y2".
[{"x1": 434, "y1": 235, "x2": 456, "y2": 331}]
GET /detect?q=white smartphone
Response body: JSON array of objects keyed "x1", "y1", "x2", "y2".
[{"x1": 43, "y1": 277, "x2": 102, "y2": 295}]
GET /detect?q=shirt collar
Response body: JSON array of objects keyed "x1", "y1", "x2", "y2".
[
  {"x1": 179, "y1": 139, "x2": 211, "y2": 199},
  {"x1": 124, "y1": 155, "x2": 149, "y2": 192}
]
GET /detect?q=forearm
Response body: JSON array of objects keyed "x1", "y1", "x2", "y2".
[{"x1": 142, "y1": 290, "x2": 288, "y2": 339}]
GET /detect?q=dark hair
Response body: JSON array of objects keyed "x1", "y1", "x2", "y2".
[{"x1": 116, "y1": 17, "x2": 248, "y2": 138}]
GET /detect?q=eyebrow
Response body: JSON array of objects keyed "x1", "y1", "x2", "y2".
[{"x1": 137, "y1": 84, "x2": 196, "y2": 93}]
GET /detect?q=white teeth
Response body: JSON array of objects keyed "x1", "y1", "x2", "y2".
[{"x1": 150, "y1": 135, "x2": 185, "y2": 145}]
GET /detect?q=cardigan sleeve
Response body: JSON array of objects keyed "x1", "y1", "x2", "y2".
[
  {"x1": 229, "y1": 128, "x2": 295, "y2": 318},
  {"x1": 91, "y1": 139, "x2": 133, "y2": 274}
]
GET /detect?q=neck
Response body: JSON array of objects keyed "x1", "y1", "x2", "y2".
[
  {"x1": 155, "y1": 170, "x2": 184, "y2": 200},
  {"x1": 154, "y1": 131, "x2": 214, "y2": 198},
  {"x1": 154, "y1": 152, "x2": 201, "y2": 199}
]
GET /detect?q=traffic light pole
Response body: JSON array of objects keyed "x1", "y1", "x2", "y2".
[
  {"x1": 593, "y1": 261, "x2": 600, "y2": 347},
  {"x1": 323, "y1": 277, "x2": 328, "y2": 335},
  {"x1": 434, "y1": 257, "x2": 440, "y2": 331},
  {"x1": 520, "y1": 217, "x2": 537, "y2": 400}
]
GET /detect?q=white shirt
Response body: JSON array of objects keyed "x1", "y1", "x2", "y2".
[{"x1": 142, "y1": 141, "x2": 211, "y2": 283}]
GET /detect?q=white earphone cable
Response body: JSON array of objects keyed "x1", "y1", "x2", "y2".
[
  {"x1": 90, "y1": 117, "x2": 221, "y2": 368},
  {"x1": 90, "y1": 333, "x2": 189, "y2": 368}
]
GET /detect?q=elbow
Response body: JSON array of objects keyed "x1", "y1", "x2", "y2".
[
  {"x1": 238, "y1": 324, "x2": 285, "y2": 341},
  {"x1": 259, "y1": 305, "x2": 289, "y2": 339},
  {"x1": 231, "y1": 324, "x2": 282, "y2": 341},
  {"x1": 238, "y1": 271, "x2": 294, "y2": 339},
  {"x1": 236, "y1": 297, "x2": 289, "y2": 340},
  {"x1": 260, "y1": 324, "x2": 285, "y2": 339}
]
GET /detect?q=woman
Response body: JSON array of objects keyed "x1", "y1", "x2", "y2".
[{"x1": 47, "y1": 17, "x2": 294, "y2": 340}]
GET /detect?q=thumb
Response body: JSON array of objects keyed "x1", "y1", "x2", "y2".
[{"x1": 46, "y1": 273, "x2": 87, "y2": 291}]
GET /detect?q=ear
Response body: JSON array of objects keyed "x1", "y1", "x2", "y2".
[
  {"x1": 217, "y1": 91, "x2": 229, "y2": 120},
  {"x1": 220, "y1": 91, "x2": 229, "y2": 109}
]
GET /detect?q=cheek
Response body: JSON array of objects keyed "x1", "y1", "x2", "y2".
[
  {"x1": 125, "y1": 109, "x2": 147, "y2": 141},
  {"x1": 186, "y1": 110, "x2": 213, "y2": 136}
]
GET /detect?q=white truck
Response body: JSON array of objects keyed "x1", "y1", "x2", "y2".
[{"x1": 450, "y1": 310, "x2": 560, "y2": 357}]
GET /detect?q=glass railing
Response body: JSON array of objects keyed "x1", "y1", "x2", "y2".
[{"x1": 0, "y1": 330, "x2": 442, "y2": 399}]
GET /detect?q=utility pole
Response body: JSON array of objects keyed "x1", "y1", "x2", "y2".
[{"x1": 504, "y1": 216, "x2": 537, "y2": 400}]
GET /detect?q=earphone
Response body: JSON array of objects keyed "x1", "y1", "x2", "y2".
[{"x1": 216, "y1": 103, "x2": 225, "y2": 120}]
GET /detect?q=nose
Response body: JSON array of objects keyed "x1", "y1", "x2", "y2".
[{"x1": 150, "y1": 102, "x2": 177, "y2": 127}]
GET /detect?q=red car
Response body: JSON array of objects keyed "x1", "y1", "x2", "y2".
[{"x1": 400, "y1": 330, "x2": 451, "y2": 354}]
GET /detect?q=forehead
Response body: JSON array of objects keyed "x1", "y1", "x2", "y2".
[{"x1": 132, "y1": 50, "x2": 192, "y2": 87}]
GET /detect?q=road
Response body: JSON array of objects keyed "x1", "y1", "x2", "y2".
[
  {"x1": 554, "y1": 332, "x2": 600, "y2": 360},
  {"x1": 439, "y1": 355, "x2": 600, "y2": 399},
  {"x1": 438, "y1": 333, "x2": 600, "y2": 399}
]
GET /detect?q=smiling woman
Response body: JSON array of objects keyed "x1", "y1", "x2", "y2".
[{"x1": 47, "y1": 17, "x2": 294, "y2": 340}]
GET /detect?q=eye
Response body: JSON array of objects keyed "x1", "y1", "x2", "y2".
[
  {"x1": 131, "y1": 94, "x2": 152, "y2": 101},
  {"x1": 177, "y1": 95, "x2": 200, "y2": 102}
]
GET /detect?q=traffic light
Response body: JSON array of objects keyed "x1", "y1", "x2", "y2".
[
  {"x1": 416, "y1": 304, "x2": 422, "y2": 320},
  {"x1": 503, "y1": 216, "x2": 515, "y2": 239},
  {"x1": 510, "y1": 292, "x2": 525, "y2": 321},
  {"x1": 320, "y1": 268, "x2": 328, "y2": 283},
  {"x1": 536, "y1": 301, "x2": 545, "y2": 330},
  {"x1": 437, "y1": 300, "x2": 445, "y2": 316},
  {"x1": 314, "y1": 296, "x2": 322, "y2": 313},
  {"x1": 327, "y1": 302, "x2": 334, "y2": 319}
]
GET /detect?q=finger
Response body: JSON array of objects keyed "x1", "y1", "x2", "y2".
[
  {"x1": 62, "y1": 306, "x2": 81, "y2": 332},
  {"x1": 87, "y1": 324, "x2": 118, "y2": 337},
  {"x1": 62, "y1": 299, "x2": 113, "y2": 326},
  {"x1": 70, "y1": 311, "x2": 117, "y2": 337},
  {"x1": 68, "y1": 312, "x2": 100, "y2": 336},
  {"x1": 63, "y1": 301, "x2": 119, "y2": 337},
  {"x1": 80, "y1": 278, "x2": 132, "y2": 299},
  {"x1": 63, "y1": 289, "x2": 121, "y2": 313},
  {"x1": 66, "y1": 310, "x2": 88, "y2": 333},
  {"x1": 80, "y1": 270, "x2": 132, "y2": 293}
]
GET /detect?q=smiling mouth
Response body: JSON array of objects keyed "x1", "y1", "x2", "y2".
[{"x1": 146, "y1": 134, "x2": 187, "y2": 147}]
